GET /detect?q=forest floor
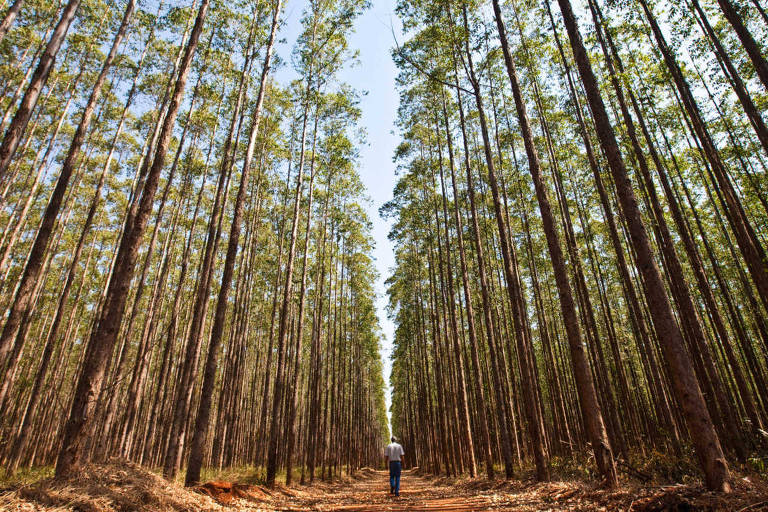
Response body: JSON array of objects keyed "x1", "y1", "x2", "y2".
[{"x1": 2, "y1": 460, "x2": 768, "y2": 511}]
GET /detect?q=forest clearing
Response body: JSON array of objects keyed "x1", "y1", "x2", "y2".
[{"x1": 1, "y1": 0, "x2": 768, "y2": 508}]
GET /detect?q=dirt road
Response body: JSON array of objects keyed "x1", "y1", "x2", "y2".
[
  {"x1": 255, "y1": 469, "x2": 767, "y2": 512},
  {"x1": 266, "y1": 470, "x2": 512, "y2": 511}
]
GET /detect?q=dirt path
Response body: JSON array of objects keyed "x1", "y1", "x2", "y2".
[
  {"x1": 267, "y1": 470, "x2": 507, "y2": 511},
  {"x1": 4, "y1": 461, "x2": 766, "y2": 511},
  {"x1": 253, "y1": 469, "x2": 768, "y2": 512}
]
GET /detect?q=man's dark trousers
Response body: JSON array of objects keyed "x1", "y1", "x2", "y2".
[{"x1": 389, "y1": 460, "x2": 402, "y2": 496}]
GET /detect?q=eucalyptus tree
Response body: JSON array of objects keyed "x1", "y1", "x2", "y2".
[
  {"x1": 553, "y1": 0, "x2": 730, "y2": 492},
  {"x1": 714, "y1": 0, "x2": 768, "y2": 91},
  {"x1": 0, "y1": 0, "x2": 388, "y2": 478},
  {"x1": 184, "y1": 0, "x2": 282, "y2": 486},
  {"x1": 489, "y1": 0, "x2": 615, "y2": 484},
  {"x1": 0, "y1": 0, "x2": 136, "y2": 405},
  {"x1": 388, "y1": 0, "x2": 766, "y2": 493},
  {"x1": 55, "y1": 0, "x2": 211, "y2": 477},
  {"x1": 3, "y1": 0, "x2": 765, "y2": 494},
  {"x1": 0, "y1": 0, "x2": 83, "y2": 178},
  {"x1": 264, "y1": 0, "x2": 369, "y2": 486},
  {"x1": 0, "y1": 0, "x2": 24, "y2": 43}
]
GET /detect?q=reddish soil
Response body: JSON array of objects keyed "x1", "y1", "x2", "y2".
[
  {"x1": 194, "y1": 480, "x2": 271, "y2": 504},
  {"x1": 208, "y1": 469, "x2": 768, "y2": 511}
]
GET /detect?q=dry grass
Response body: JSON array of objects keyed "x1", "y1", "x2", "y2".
[
  {"x1": 423, "y1": 468, "x2": 768, "y2": 511},
  {"x1": 0, "y1": 459, "x2": 226, "y2": 511}
]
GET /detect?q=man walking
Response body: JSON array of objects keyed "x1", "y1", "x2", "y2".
[{"x1": 385, "y1": 436, "x2": 405, "y2": 496}]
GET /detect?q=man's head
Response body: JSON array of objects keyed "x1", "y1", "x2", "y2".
[{"x1": 391, "y1": 436, "x2": 396, "y2": 443}]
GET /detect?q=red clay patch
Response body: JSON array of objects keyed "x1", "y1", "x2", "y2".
[{"x1": 195, "y1": 480, "x2": 270, "y2": 504}]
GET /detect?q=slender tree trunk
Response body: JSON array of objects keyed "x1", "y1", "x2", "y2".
[
  {"x1": 266, "y1": 109, "x2": 307, "y2": 485},
  {"x1": 555, "y1": 0, "x2": 730, "y2": 491},
  {"x1": 440, "y1": 92, "x2": 494, "y2": 479},
  {"x1": 0, "y1": 0, "x2": 134, "y2": 381},
  {"x1": 715, "y1": 0, "x2": 768, "y2": 91},
  {"x1": 595, "y1": 0, "x2": 763, "y2": 443},
  {"x1": 184, "y1": 0, "x2": 280, "y2": 486},
  {"x1": 452, "y1": 59, "x2": 515, "y2": 478},
  {"x1": 0, "y1": 0, "x2": 24, "y2": 44},
  {"x1": 492, "y1": 0, "x2": 619, "y2": 483},
  {"x1": 689, "y1": 0, "x2": 768, "y2": 158},
  {"x1": 162, "y1": 13, "x2": 253, "y2": 479},
  {"x1": 2, "y1": 66, "x2": 136, "y2": 470},
  {"x1": 0, "y1": 0, "x2": 82, "y2": 178},
  {"x1": 54, "y1": 0, "x2": 210, "y2": 477},
  {"x1": 429, "y1": 127, "x2": 476, "y2": 477},
  {"x1": 640, "y1": 0, "x2": 768, "y2": 315},
  {"x1": 459, "y1": 4, "x2": 549, "y2": 481},
  {"x1": 284, "y1": 149, "x2": 319, "y2": 485}
]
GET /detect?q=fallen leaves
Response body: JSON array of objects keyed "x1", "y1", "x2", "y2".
[{"x1": 2, "y1": 462, "x2": 767, "y2": 511}]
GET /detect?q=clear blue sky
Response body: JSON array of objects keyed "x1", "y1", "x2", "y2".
[{"x1": 274, "y1": 0, "x2": 401, "y2": 424}]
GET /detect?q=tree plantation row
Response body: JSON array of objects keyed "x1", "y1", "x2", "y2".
[
  {"x1": 0, "y1": 0, "x2": 389, "y2": 487},
  {"x1": 386, "y1": 0, "x2": 768, "y2": 493}
]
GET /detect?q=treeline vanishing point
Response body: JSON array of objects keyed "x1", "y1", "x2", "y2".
[{"x1": 0, "y1": 0, "x2": 767, "y2": 498}]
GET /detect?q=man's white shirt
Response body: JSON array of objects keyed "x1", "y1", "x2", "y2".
[{"x1": 385, "y1": 442, "x2": 404, "y2": 462}]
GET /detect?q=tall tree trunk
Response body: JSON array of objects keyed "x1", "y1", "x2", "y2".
[
  {"x1": 555, "y1": 0, "x2": 730, "y2": 491},
  {"x1": 0, "y1": 0, "x2": 134, "y2": 381},
  {"x1": 543, "y1": 0, "x2": 679, "y2": 443},
  {"x1": 714, "y1": 0, "x2": 768, "y2": 92},
  {"x1": 440, "y1": 92, "x2": 494, "y2": 479},
  {"x1": 640, "y1": 0, "x2": 768, "y2": 316},
  {"x1": 54, "y1": 0, "x2": 210, "y2": 477},
  {"x1": 593, "y1": 0, "x2": 762, "y2": 444},
  {"x1": 459, "y1": 4, "x2": 550, "y2": 481},
  {"x1": 452, "y1": 60, "x2": 515, "y2": 478},
  {"x1": 265, "y1": 105, "x2": 307, "y2": 486},
  {"x1": 284, "y1": 149, "x2": 318, "y2": 486},
  {"x1": 265, "y1": 2, "x2": 320, "y2": 485},
  {"x1": 162, "y1": 12, "x2": 251, "y2": 479},
  {"x1": 429, "y1": 129, "x2": 476, "y2": 478},
  {"x1": 2, "y1": 55, "x2": 139, "y2": 469},
  {"x1": 184, "y1": 0, "x2": 280, "y2": 486},
  {"x1": 0, "y1": 0, "x2": 24, "y2": 44},
  {"x1": 689, "y1": 0, "x2": 768, "y2": 158},
  {"x1": 0, "y1": 0, "x2": 82, "y2": 178},
  {"x1": 491, "y1": 0, "x2": 619, "y2": 483}
]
